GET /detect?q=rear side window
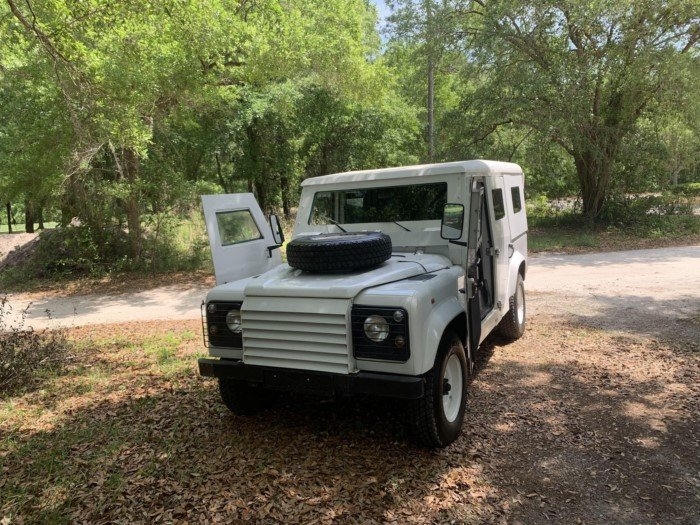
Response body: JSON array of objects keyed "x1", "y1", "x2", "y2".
[
  {"x1": 492, "y1": 189, "x2": 505, "y2": 220},
  {"x1": 511, "y1": 186, "x2": 523, "y2": 213},
  {"x1": 216, "y1": 210, "x2": 262, "y2": 246}
]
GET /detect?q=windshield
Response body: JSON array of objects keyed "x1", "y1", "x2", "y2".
[{"x1": 309, "y1": 182, "x2": 447, "y2": 226}]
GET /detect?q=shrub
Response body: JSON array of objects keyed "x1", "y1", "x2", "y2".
[{"x1": 0, "y1": 297, "x2": 71, "y2": 396}]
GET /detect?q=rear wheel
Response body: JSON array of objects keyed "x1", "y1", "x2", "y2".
[
  {"x1": 409, "y1": 331, "x2": 468, "y2": 448},
  {"x1": 218, "y1": 377, "x2": 277, "y2": 416},
  {"x1": 497, "y1": 273, "x2": 526, "y2": 340}
]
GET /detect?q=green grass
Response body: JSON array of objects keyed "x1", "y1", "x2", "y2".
[
  {"x1": 528, "y1": 228, "x2": 598, "y2": 252},
  {"x1": 528, "y1": 207, "x2": 700, "y2": 253},
  {"x1": 0, "y1": 222, "x2": 58, "y2": 234}
]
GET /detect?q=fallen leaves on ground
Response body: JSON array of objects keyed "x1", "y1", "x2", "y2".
[{"x1": 0, "y1": 313, "x2": 698, "y2": 524}]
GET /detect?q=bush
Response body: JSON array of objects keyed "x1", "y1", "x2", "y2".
[
  {"x1": 526, "y1": 195, "x2": 586, "y2": 229},
  {"x1": 0, "y1": 297, "x2": 71, "y2": 396},
  {"x1": 139, "y1": 210, "x2": 211, "y2": 273},
  {"x1": 599, "y1": 192, "x2": 696, "y2": 227},
  {"x1": 669, "y1": 182, "x2": 700, "y2": 197}
]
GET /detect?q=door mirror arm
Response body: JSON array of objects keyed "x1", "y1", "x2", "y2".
[{"x1": 448, "y1": 239, "x2": 468, "y2": 247}]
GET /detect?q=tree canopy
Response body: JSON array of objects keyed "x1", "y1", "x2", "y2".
[{"x1": 0, "y1": 0, "x2": 697, "y2": 264}]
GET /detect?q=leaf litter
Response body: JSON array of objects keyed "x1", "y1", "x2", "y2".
[{"x1": 0, "y1": 300, "x2": 698, "y2": 524}]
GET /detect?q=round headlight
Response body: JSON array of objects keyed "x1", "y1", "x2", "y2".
[
  {"x1": 364, "y1": 315, "x2": 389, "y2": 342},
  {"x1": 207, "y1": 303, "x2": 217, "y2": 314},
  {"x1": 392, "y1": 310, "x2": 405, "y2": 323},
  {"x1": 225, "y1": 310, "x2": 242, "y2": 333}
]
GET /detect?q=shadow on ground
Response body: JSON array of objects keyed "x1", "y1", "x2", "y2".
[{"x1": 2, "y1": 320, "x2": 698, "y2": 524}]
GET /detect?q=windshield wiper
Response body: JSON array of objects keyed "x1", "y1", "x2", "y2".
[
  {"x1": 326, "y1": 217, "x2": 347, "y2": 232},
  {"x1": 393, "y1": 221, "x2": 411, "y2": 232}
]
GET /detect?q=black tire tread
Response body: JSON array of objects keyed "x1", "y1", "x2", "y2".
[
  {"x1": 409, "y1": 331, "x2": 468, "y2": 448},
  {"x1": 287, "y1": 232, "x2": 392, "y2": 272},
  {"x1": 497, "y1": 274, "x2": 525, "y2": 340},
  {"x1": 218, "y1": 377, "x2": 276, "y2": 416}
]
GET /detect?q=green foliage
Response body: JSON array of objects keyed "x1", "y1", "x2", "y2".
[
  {"x1": 0, "y1": 297, "x2": 71, "y2": 397},
  {"x1": 671, "y1": 183, "x2": 700, "y2": 197},
  {"x1": 1, "y1": 0, "x2": 698, "y2": 278},
  {"x1": 386, "y1": 0, "x2": 700, "y2": 220},
  {"x1": 140, "y1": 211, "x2": 212, "y2": 274}
]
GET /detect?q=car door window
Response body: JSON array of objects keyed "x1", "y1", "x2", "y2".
[{"x1": 216, "y1": 210, "x2": 263, "y2": 246}]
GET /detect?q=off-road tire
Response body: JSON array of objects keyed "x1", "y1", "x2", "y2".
[
  {"x1": 286, "y1": 232, "x2": 392, "y2": 273},
  {"x1": 497, "y1": 273, "x2": 526, "y2": 340},
  {"x1": 409, "y1": 331, "x2": 468, "y2": 448},
  {"x1": 218, "y1": 377, "x2": 277, "y2": 416}
]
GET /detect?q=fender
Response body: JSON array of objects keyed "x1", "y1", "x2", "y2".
[
  {"x1": 416, "y1": 296, "x2": 465, "y2": 375},
  {"x1": 505, "y1": 251, "x2": 527, "y2": 298}
]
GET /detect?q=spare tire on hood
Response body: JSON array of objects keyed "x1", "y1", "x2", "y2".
[{"x1": 286, "y1": 232, "x2": 392, "y2": 273}]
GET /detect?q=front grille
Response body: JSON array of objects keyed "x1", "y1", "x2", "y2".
[
  {"x1": 203, "y1": 301, "x2": 243, "y2": 348},
  {"x1": 242, "y1": 297, "x2": 350, "y2": 374}
]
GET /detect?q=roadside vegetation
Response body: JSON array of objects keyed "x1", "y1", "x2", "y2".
[{"x1": 0, "y1": 297, "x2": 71, "y2": 395}]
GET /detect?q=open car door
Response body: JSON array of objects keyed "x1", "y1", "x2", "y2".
[{"x1": 201, "y1": 194, "x2": 282, "y2": 285}]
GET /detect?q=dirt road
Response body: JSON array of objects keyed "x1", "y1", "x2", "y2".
[{"x1": 4, "y1": 246, "x2": 699, "y2": 334}]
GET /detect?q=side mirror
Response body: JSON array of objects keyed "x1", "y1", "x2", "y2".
[
  {"x1": 269, "y1": 213, "x2": 285, "y2": 245},
  {"x1": 441, "y1": 203, "x2": 464, "y2": 240}
]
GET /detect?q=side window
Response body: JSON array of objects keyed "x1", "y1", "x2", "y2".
[
  {"x1": 511, "y1": 186, "x2": 523, "y2": 213},
  {"x1": 216, "y1": 210, "x2": 262, "y2": 246},
  {"x1": 492, "y1": 189, "x2": 505, "y2": 220}
]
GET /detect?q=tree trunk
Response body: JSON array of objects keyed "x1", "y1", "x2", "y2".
[
  {"x1": 214, "y1": 152, "x2": 231, "y2": 193},
  {"x1": 38, "y1": 207, "x2": 45, "y2": 229},
  {"x1": 24, "y1": 199, "x2": 36, "y2": 233},
  {"x1": 280, "y1": 176, "x2": 291, "y2": 218},
  {"x1": 426, "y1": 0, "x2": 435, "y2": 162},
  {"x1": 573, "y1": 146, "x2": 615, "y2": 221},
  {"x1": 254, "y1": 179, "x2": 268, "y2": 212},
  {"x1": 124, "y1": 148, "x2": 143, "y2": 261},
  {"x1": 5, "y1": 203, "x2": 11, "y2": 234}
]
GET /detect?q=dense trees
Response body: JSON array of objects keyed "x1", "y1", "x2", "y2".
[
  {"x1": 1, "y1": 0, "x2": 418, "y2": 260},
  {"x1": 0, "y1": 0, "x2": 697, "y2": 264},
  {"x1": 385, "y1": 0, "x2": 699, "y2": 219}
]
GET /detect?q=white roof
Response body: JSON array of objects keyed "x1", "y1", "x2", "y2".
[{"x1": 301, "y1": 160, "x2": 523, "y2": 187}]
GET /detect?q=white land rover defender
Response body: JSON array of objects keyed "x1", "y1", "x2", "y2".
[{"x1": 199, "y1": 160, "x2": 527, "y2": 447}]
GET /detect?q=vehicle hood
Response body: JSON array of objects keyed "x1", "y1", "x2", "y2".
[{"x1": 240, "y1": 252, "x2": 451, "y2": 299}]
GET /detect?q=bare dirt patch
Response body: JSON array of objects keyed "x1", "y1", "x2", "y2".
[{"x1": 0, "y1": 233, "x2": 38, "y2": 264}]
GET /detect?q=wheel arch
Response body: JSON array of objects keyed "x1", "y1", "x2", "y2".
[
  {"x1": 506, "y1": 252, "x2": 527, "y2": 298},
  {"x1": 417, "y1": 297, "x2": 466, "y2": 375}
]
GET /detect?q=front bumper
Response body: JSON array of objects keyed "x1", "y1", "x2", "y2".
[{"x1": 198, "y1": 358, "x2": 425, "y2": 400}]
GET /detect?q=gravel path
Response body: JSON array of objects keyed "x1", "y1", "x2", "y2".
[
  {"x1": 527, "y1": 245, "x2": 700, "y2": 347},
  {"x1": 3, "y1": 245, "x2": 699, "y2": 339}
]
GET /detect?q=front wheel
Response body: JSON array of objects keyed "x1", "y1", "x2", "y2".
[
  {"x1": 218, "y1": 377, "x2": 277, "y2": 416},
  {"x1": 409, "y1": 331, "x2": 468, "y2": 448},
  {"x1": 497, "y1": 273, "x2": 526, "y2": 340}
]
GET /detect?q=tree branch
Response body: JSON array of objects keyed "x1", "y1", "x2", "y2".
[{"x1": 7, "y1": 0, "x2": 72, "y2": 65}]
